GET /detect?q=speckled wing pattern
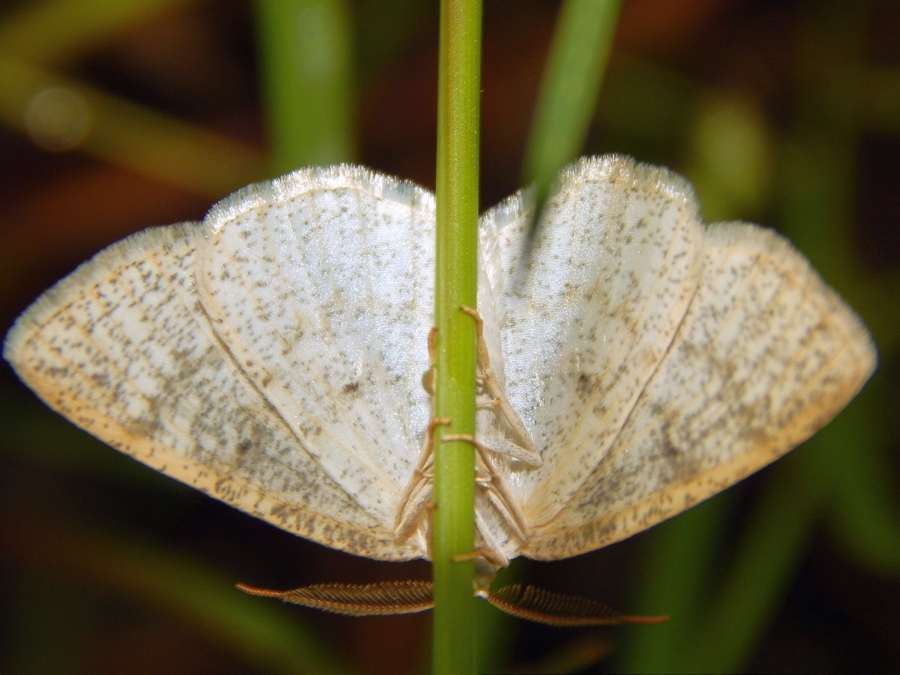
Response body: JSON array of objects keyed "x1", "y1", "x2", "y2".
[
  {"x1": 4, "y1": 167, "x2": 435, "y2": 561},
  {"x1": 4, "y1": 155, "x2": 876, "y2": 565},
  {"x1": 485, "y1": 156, "x2": 876, "y2": 560},
  {"x1": 195, "y1": 168, "x2": 436, "y2": 554}
]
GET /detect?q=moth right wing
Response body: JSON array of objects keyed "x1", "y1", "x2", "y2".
[
  {"x1": 496, "y1": 156, "x2": 706, "y2": 529},
  {"x1": 522, "y1": 221, "x2": 876, "y2": 560}
]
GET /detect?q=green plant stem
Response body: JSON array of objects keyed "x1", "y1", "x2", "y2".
[{"x1": 432, "y1": 0, "x2": 482, "y2": 673}]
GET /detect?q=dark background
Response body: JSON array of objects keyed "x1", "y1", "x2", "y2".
[{"x1": 1, "y1": 1, "x2": 898, "y2": 673}]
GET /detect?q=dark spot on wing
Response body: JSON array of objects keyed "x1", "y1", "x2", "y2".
[{"x1": 576, "y1": 372, "x2": 598, "y2": 395}]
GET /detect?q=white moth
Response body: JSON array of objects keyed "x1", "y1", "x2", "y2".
[{"x1": 4, "y1": 155, "x2": 876, "y2": 569}]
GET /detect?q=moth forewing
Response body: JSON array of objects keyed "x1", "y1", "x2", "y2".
[{"x1": 517, "y1": 211, "x2": 877, "y2": 560}]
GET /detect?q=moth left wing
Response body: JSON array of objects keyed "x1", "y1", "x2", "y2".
[
  {"x1": 4, "y1": 223, "x2": 418, "y2": 560},
  {"x1": 196, "y1": 167, "x2": 436, "y2": 534}
]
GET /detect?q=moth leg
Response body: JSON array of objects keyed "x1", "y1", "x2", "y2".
[
  {"x1": 472, "y1": 511, "x2": 512, "y2": 570},
  {"x1": 451, "y1": 549, "x2": 503, "y2": 598},
  {"x1": 477, "y1": 413, "x2": 546, "y2": 465},
  {"x1": 428, "y1": 324, "x2": 437, "y2": 359},
  {"x1": 449, "y1": 515, "x2": 511, "y2": 570},
  {"x1": 477, "y1": 485, "x2": 529, "y2": 545},
  {"x1": 394, "y1": 476, "x2": 432, "y2": 542},
  {"x1": 459, "y1": 306, "x2": 541, "y2": 468},
  {"x1": 444, "y1": 432, "x2": 531, "y2": 543},
  {"x1": 394, "y1": 416, "x2": 449, "y2": 539},
  {"x1": 476, "y1": 397, "x2": 502, "y2": 409},
  {"x1": 473, "y1": 557, "x2": 499, "y2": 598},
  {"x1": 420, "y1": 326, "x2": 438, "y2": 395},
  {"x1": 474, "y1": 449, "x2": 530, "y2": 543}
]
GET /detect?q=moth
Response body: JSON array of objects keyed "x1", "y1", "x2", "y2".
[{"x1": 5, "y1": 155, "x2": 876, "y2": 618}]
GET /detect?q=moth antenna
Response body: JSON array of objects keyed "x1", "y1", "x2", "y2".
[
  {"x1": 236, "y1": 580, "x2": 434, "y2": 616},
  {"x1": 238, "y1": 579, "x2": 668, "y2": 626},
  {"x1": 486, "y1": 584, "x2": 668, "y2": 627}
]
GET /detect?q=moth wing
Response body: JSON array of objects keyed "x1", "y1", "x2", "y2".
[
  {"x1": 4, "y1": 223, "x2": 421, "y2": 559},
  {"x1": 477, "y1": 191, "x2": 526, "y2": 385},
  {"x1": 522, "y1": 221, "x2": 876, "y2": 559},
  {"x1": 498, "y1": 156, "x2": 706, "y2": 519},
  {"x1": 196, "y1": 167, "x2": 436, "y2": 534}
]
